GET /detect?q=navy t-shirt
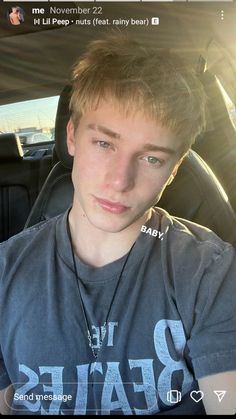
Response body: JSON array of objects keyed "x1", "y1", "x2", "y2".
[{"x1": 0, "y1": 208, "x2": 236, "y2": 415}]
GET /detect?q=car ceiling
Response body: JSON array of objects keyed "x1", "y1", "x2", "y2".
[{"x1": 0, "y1": 1, "x2": 236, "y2": 106}]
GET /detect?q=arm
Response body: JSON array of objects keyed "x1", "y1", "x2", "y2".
[
  {"x1": 0, "y1": 385, "x2": 14, "y2": 415},
  {"x1": 198, "y1": 370, "x2": 236, "y2": 414}
]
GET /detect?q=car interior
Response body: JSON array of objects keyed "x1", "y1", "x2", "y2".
[{"x1": 1, "y1": 0, "x2": 236, "y2": 248}]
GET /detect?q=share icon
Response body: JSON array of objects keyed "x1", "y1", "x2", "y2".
[{"x1": 213, "y1": 390, "x2": 227, "y2": 402}]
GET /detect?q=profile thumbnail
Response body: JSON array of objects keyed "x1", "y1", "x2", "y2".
[{"x1": 8, "y1": 6, "x2": 25, "y2": 26}]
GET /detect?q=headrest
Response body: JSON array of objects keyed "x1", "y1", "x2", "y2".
[
  {"x1": 0, "y1": 133, "x2": 24, "y2": 161},
  {"x1": 54, "y1": 85, "x2": 73, "y2": 169}
]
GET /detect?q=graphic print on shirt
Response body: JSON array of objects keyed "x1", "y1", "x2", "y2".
[{"x1": 12, "y1": 319, "x2": 194, "y2": 414}]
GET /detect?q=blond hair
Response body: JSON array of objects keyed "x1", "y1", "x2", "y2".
[{"x1": 70, "y1": 34, "x2": 206, "y2": 153}]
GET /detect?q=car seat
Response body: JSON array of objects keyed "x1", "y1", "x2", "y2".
[
  {"x1": 25, "y1": 85, "x2": 236, "y2": 249},
  {"x1": 0, "y1": 133, "x2": 40, "y2": 241},
  {"x1": 193, "y1": 70, "x2": 236, "y2": 213}
]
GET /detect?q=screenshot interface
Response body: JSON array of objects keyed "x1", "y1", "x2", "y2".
[{"x1": 0, "y1": 0, "x2": 236, "y2": 416}]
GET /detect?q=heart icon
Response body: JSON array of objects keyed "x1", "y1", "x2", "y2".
[{"x1": 190, "y1": 390, "x2": 204, "y2": 403}]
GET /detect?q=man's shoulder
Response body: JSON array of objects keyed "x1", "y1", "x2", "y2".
[
  {"x1": 155, "y1": 207, "x2": 234, "y2": 258},
  {"x1": 155, "y1": 208, "x2": 236, "y2": 314},
  {"x1": 0, "y1": 211, "x2": 69, "y2": 289},
  {"x1": 0, "y1": 212, "x2": 65, "y2": 256}
]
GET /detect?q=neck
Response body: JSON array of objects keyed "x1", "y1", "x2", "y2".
[{"x1": 68, "y1": 201, "x2": 151, "y2": 267}]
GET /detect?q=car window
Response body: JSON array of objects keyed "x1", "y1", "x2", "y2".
[{"x1": 0, "y1": 96, "x2": 59, "y2": 145}]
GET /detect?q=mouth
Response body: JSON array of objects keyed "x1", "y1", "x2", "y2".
[{"x1": 94, "y1": 197, "x2": 130, "y2": 214}]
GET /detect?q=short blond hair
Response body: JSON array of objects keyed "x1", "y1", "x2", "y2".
[{"x1": 70, "y1": 34, "x2": 206, "y2": 153}]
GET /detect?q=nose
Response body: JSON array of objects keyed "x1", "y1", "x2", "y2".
[{"x1": 105, "y1": 156, "x2": 136, "y2": 192}]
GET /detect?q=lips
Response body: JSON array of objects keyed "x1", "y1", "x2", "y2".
[{"x1": 95, "y1": 197, "x2": 130, "y2": 214}]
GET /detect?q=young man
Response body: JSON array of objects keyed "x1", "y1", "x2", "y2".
[{"x1": 0, "y1": 35, "x2": 236, "y2": 415}]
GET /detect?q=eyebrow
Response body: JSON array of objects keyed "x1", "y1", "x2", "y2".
[
  {"x1": 87, "y1": 123, "x2": 177, "y2": 155},
  {"x1": 142, "y1": 144, "x2": 176, "y2": 155},
  {"x1": 87, "y1": 124, "x2": 121, "y2": 139}
]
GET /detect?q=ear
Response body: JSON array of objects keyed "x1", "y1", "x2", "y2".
[{"x1": 66, "y1": 118, "x2": 76, "y2": 157}]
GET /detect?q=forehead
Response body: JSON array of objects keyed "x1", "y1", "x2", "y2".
[
  {"x1": 81, "y1": 99, "x2": 169, "y2": 134},
  {"x1": 78, "y1": 99, "x2": 183, "y2": 156},
  {"x1": 82, "y1": 99, "x2": 156, "y2": 128}
]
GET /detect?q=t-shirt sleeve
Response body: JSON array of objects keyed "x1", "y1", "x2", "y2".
[
  {"x1": 0, "y1": 346, "x2": 11, "y2": 390},
  {"x1": 186, "y1": 243, "x2": 236, "y2": 379}
]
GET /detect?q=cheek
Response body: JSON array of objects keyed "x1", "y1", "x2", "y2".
[
  {"x1": 72, "y1": 154, "x2": 100, "y2": 187},
  {"x1": 138, "y1": 174, "x2": 170, "y2": 203},
  {"x1": 140, "y1": 172, "x2": 169, "y2": 192}
]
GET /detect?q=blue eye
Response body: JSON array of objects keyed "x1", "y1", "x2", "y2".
[
  {"x1": 97, "y1": 141, "x2": 111, "y2": 149},
  {"x1": 143, "y1": 156, "x2": 163, "y2": 165}
]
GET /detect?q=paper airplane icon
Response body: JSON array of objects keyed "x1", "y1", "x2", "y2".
[{"x1": 213, "y1": 390, "x2": 227, "y2": 402}]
